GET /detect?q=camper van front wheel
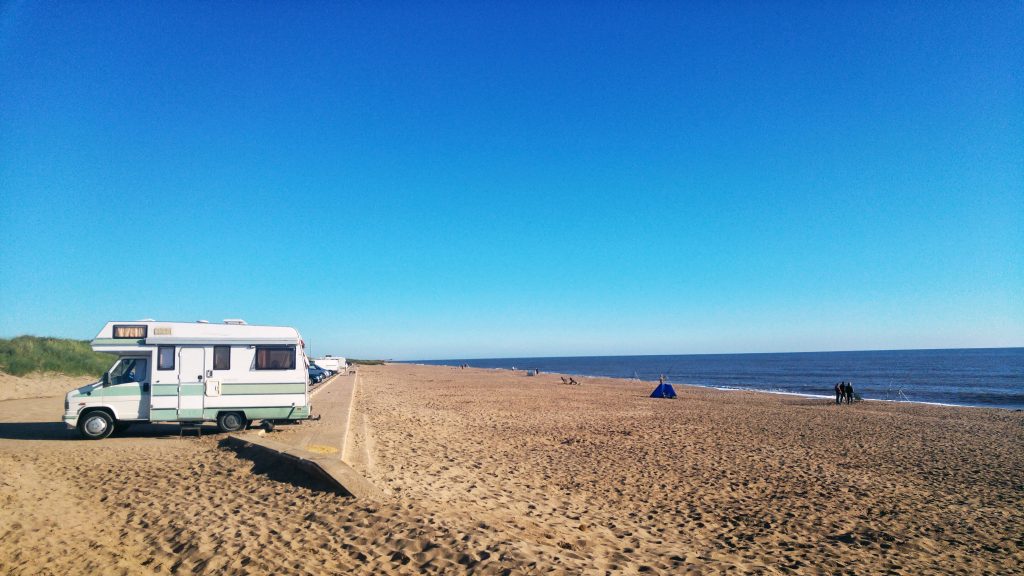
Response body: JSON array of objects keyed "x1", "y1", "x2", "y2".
[
  {"x1": 78, "y1": 411, "x2": 114, "y2": 440},
  {"x1": 216, "y1": 412, "x2": 245, "y2": 433}
]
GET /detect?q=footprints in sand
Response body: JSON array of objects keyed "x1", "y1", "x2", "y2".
[
  {"x1": 0, "y1": 435, "x2": 503, "y2": 575},
  {"x1": 2, "y1": 363, "x2": 1021, "y2": 574},
  {"x1": 350, "y1": 364, "x2": 1024, "y2": 575}
]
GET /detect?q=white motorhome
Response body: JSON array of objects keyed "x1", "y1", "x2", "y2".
[
  {"x1": 63, "y1": 319, "x2": 313, "y2": 439},
  {"x1": 313, "y1": 356, "x2": 346, "y2": 373}
]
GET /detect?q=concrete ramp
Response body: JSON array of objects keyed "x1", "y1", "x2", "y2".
[{"x1": 223, "y1": 434, "x2": 383, "y2": 500}]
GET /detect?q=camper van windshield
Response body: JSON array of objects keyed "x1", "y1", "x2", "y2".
[{"x1": 108, "y1": 358, "x2": 148, "y2": 385}]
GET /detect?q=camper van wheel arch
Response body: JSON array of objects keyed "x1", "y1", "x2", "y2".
[
  {"x1": 78, "y1": 409, "x2": 115, "y2": 440},
  {"x1": 216, "y1": 412, "x2": 246, "y2": 433}
]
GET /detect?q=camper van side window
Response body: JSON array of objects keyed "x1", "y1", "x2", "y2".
[
  {"x1": 158, "y1": 346, "x2": 175, "y2": 370},
  {"x1": 213, "y1": 345, "x2": 230, "y2": 370},
  {"x1": 255, "y1": 346, "x2": 296, "y2": 370}
]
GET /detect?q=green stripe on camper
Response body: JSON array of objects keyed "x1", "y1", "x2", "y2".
[
  {"x1": 221, "y1": 383, "x2": 307, "y2": 395},
  {"x1": 201, "y1": 406, "x2": 310, "y2": 420},
  {"x1": 100, "y1": 387, "x2": 143, "y2": 397},
  {"x1": 152, "y1": 384, "x2": 178, "y2": 396},
  {"x1": 150, "y1": 409, "x2": 178, "y2": 421},
  {"x1": 153, "y1": 382, "x2": 305, "y2": 396},
  {"x1": 150, "y1": 406, "x2": 311, "y2": 422},
  {"x1": 153, "y1": 384, "x2": 205, "y2": 396},
  {"x1": 91, "y1": 338, "x2": 145, "y2": 346}
]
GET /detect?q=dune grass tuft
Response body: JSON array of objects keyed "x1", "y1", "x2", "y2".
[{"x1": 0, "y1": 335, "x2": 112, "y2": 377}]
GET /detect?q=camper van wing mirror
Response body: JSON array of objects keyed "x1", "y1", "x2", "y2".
[{"x1": 101, "y1": 372, "x2": 110, "y2": 387}]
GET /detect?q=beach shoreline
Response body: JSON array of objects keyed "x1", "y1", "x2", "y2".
[{"x1": 405, "y1": 361, "x2": 1023, "y2": 411}]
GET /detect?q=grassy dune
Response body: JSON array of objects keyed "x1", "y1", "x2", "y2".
[{"x1": 0, "y1": 336, "x2": 111, "y2": 377}]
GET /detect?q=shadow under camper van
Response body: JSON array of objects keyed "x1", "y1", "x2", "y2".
[{"x1": 63, "y1": 319, "x2": 313, "y2": 439}]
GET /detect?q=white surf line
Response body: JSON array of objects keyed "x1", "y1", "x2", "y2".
[{"x1": 697, "y1": 382, "x2": 992, "y2": 409}]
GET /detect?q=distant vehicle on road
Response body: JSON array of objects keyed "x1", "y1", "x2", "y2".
[{"x1": 313, "y1": 356, "x2": 347, "y2": 373}]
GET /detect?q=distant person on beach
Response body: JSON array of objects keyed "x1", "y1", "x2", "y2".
[
  {"x1": 845, "y1": 381, "x2": 855, "y2": 404},
  {"x1": 835, "y1": 381, "x2": 843, "y2": 405},
  {"x1": 659, "y1": 374, "x2": 666, "y2": 385}
]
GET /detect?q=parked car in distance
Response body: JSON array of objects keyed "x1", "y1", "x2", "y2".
[{"x1": 308, "y1": 365, "x2": 329, "y2": 383}]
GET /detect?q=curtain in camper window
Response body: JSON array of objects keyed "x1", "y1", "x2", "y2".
[
  {"x1": 158, "y1": 346, "x2": 175, "y2": 370},
  {"x1": 113, "y1": 325, "x2": 147, "y2": 339},
  {"x1": 255, "y1": 346, "x2": 295, "y2": 370},
  {"x1": 213, "y1": 345, "x2": 230, "y2": 370}
]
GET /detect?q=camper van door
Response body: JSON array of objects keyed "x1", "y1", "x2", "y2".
[
  {"x1": 104, "y1": 356, "x2": 150, "y2": 421},
  {"x1": 177, "y1": 347, "x2": 206, "y2": 420}
]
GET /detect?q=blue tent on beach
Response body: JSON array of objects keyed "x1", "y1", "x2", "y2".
[{"x1": 650, "y1": 382, "x2": 677, "y2": 399}]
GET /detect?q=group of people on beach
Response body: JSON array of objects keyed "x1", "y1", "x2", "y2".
[{"x1": 834, "y1": 381, "x2": 855, "y2": 404}]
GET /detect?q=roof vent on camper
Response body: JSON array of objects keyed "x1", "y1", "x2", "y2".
[
  {"x1": 223, "y1": 319, "x2": 247, "y2": 325},
  {"x1": 196, "y1": 320, "x2": 209, "y2": 324}
]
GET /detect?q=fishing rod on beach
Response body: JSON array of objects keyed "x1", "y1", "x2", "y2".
[
  {"x1": 885, "y1": 359, "x2": 913, "y2": 403},
  {"x1": 895, "y1": 381, "x2": 911, "y2": 403}
]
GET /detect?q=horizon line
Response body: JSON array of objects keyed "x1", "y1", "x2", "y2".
[{"x1": 402, "y1": 345, "x2": 1024, "y2": 363}]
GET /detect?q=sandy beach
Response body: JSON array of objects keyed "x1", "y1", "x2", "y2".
[
  {"x1": 1, "y1": 364, "x2": 1022, "y2": 575},
  {"x1": 0, "y1": 371, "x2": 94, "y2": 402}
]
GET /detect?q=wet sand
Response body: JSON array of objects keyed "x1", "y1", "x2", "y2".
[{"x1": 1, "y1": 366, "x2": 1022, "y2": 574}]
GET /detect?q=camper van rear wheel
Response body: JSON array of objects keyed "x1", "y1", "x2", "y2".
[
  {"x1": 216, "y1": 412, "x2": 245, "y2": 433},
  {"x1": 78, "y1": 411, "x2": 114, "y2": 440},
  {"x1": 261, "y1": 420, "x2": 275, "y2": 433}
]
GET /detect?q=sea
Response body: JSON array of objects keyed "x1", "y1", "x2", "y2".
[{"x1": 411, "y1": 348, "x2": 1024, "y2": 410}]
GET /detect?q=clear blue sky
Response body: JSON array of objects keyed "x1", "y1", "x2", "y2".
[{"x1": 1, "y1": 2, "x2": 1021, "y2": 359}]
